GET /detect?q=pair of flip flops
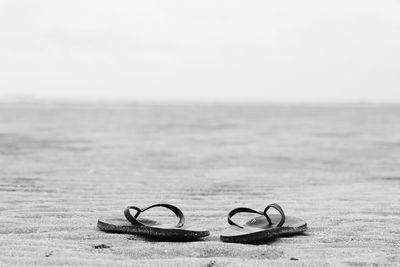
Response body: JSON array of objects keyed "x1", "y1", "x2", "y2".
[{"x1": 98, "y1": 203, "x2": 307, "y2": 243}]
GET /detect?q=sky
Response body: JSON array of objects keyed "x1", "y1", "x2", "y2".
[{"x1": 0, "y1": 0, "x2": 400, "y2": 102}]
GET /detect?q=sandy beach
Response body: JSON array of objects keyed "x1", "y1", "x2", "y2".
[{"x1": 0, "y1": 102, "x2": 399, "y2": 266}]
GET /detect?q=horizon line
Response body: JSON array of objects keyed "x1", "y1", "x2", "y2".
[{"x1": 1, "y1": 96, "x2": 400, "y2": 106}]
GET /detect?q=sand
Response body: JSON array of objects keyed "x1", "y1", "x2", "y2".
[{"x1": 0, "y1": 102, "x2": 399, "y2": 266}]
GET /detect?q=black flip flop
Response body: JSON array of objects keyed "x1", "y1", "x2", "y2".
[
  {"x1": 220, "y1": 203, "x2": 307, "y2": 243},
  {"x1": 97, "y1": 204, "x2": 210, "y2": 241}
]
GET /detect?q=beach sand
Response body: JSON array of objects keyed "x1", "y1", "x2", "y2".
[{"x1": 0, "y1": 102, "x2": 399, "y2": 266}]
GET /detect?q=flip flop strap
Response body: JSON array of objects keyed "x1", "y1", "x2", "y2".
[
  {"x1": 227, "y1": 207, "x2": 264, "y2": 229},
  {"x1": 264, "y1": 203, "x2": 285, "y2": 227},
  {"x1": 124, "y1": 204, "x2": 185, "y2": 228},
  {"x1": 228, "y1": 203, "x2": 286, "y2": 228}
]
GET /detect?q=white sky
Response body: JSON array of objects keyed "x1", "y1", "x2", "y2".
[{"x1": 0, "y1": 0, "x2": 400, "y2": 102}]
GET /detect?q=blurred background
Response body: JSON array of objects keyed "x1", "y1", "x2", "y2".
[
  {"x1": 1, "y1": 0, "x2": 400, "y2": 103},
  {"x1": 1, "y1": 2, "x2": 400, "y2": 265}
]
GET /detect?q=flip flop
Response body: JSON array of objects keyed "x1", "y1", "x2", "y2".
[
  {"x1": 97, "y1": 204, "x2": 210, "y2": 241},
  {"x1": 220, "y1": 203, "x2": 307, "y2": 243}
]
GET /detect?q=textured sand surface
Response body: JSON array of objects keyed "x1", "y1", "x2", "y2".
[{"x1": 0, "y1": 102, "x2": 399, "y2": 266}]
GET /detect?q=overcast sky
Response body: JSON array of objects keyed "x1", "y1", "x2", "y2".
[{"x1": 0, "y1": 0, "x2": 399, "y2": 102}]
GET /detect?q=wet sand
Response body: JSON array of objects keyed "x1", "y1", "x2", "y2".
[{"x1": 0, "y1": 102, "x2": 399, "y2": 266}]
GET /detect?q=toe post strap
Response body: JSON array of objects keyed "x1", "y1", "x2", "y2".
[
  {"x1": 264, "y1": 203, "x2": 285, "y2": 227},
  {"x1": 124, "y1": 204, "x2": 185, "y2": 227},
  {"x1": 124, "y1": 206, "x2": 143, "y2": 226}
]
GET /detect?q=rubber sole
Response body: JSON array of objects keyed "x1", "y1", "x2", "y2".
[
  {"x1": 97, "y1": 219, "x2": 210, "y2": 241},
  {"x1": 220, "y1": 223, "x2": 307, "y2": 243}
]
